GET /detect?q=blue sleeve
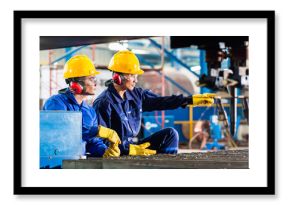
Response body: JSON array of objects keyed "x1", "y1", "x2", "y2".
[
  {"x1": 83, "y1": 108, "x2": 108, "y2": 157},
  {"x1": 141, "y1": 89, "x2": 187, "y2": 112},
  {"x1": 42, "y1": 97, "x2": 67, "y2": 110},
  {"x1": 86, "y1": 137, "x2": 108, "y2": 157},
  {"x1": 93, "y1": 100, "x2": 112, "y2": 128},
  {"x1": 82, "y1": 108, "x2": 99, "y2": 141}
]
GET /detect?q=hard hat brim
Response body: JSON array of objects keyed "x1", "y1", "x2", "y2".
[
  {"x1": 92, "y1": 70, "x2": 101, "y2": 75},
  {"x1": 135, "y1": 69, "x2": 144, "y2": 75},
  {"x1": 108, "y1": 67, "x2": 144, "y2": 75},
  {"x1": 64, "y1": 69, "x2": 100, "y2": 79}
]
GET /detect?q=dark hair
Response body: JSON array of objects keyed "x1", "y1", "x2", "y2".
[{"x1": 112, "y1": 71, "x2": 123, "y2": 76}]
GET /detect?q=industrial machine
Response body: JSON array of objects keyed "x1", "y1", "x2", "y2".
[
  {"x1": 171, "y1": 36, "x2": 249, "y2": 134},
  {"x1": 206, "y1": 115, "x2": 225, "y2": 150}
]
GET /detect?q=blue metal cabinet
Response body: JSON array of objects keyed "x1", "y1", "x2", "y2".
[{"x1": 40, "y1": 111, "x2": 84, "y2": 168}]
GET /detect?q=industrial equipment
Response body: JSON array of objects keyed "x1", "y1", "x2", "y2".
[
  {"x1": 142, "y1": 115, "x2": 175, "y2": 138},
  {"x1": 215, "y1": 97, "x2": 238, "y2": 148}
]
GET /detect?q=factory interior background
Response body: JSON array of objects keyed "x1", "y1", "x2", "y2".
[{"x1": 39, "y1": 36, "x2": 249, "y2": 169}]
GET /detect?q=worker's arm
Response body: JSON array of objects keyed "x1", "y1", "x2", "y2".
[
  {"x1": 85, "y1": 137, "x2": 108, "y2": 157},
  {"x1": 93, "y1": 100, "x2": 121, "y2": 145},
  {"x1": 81, "y1": 108, "x2": 100, "y2": 141},
  {"x1": 81, "y1": 107, "x2": 110, "y2": 157},
  {"x1": 141, "y1": 89, "x2": 215, "y2": 111},
  {"x1": 83, "y1": 108, "x2": 121, "y2": 158},
  {"x1": 93, "y1": 99, "x2": 112, "y2": 128},
  {"x1": 141, "y1": 89, "x2": 188, "y2": 112}
]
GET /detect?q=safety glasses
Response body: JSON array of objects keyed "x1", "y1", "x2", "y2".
[
  {"x1": 126, "y1": 74, "x2": 138, "y2": 80},
  {"x1": 79, "y1": 76, "x2": 99, "y2": 85}
]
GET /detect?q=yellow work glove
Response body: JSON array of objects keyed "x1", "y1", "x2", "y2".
[
  {"x1": 192, "y1": 93, "x2": 216, "y2": 107},
  {"x1": 129, "y1": 142, "x2": 157, "y2": 156},
  {"x1": 103, "y1": 143, "x2": 121, "y2": 158},
  {"x1": 98, "y1": 125, "x2": 121, "y2": 145}
]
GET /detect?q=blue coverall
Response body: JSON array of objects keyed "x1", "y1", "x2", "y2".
[
  {"x1": 42, "y1": 88, "x2": 107, "y2": 157},
  {"x1": 93, "y1": 84, "x2": 188, "y2": 155}
]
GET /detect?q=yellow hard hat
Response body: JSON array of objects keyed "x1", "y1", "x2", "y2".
[
  {"x1": 108, "y1": 50, "x2": 144, "y2": 75},
  {"x1": 63, "y1": 55, "x2": 100, "y2": 79}
]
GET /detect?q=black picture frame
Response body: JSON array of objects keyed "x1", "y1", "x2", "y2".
[{"x1": 14, "y1": 10, "x2": 275, "y2": 195}]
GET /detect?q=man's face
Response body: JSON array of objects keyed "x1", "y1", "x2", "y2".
[
  {"x1": 123, "y1": 74, "x2": 138, "y2": 91},
  {"x1": 83, "y1": 75, "x2": 98, "y2": 95}
]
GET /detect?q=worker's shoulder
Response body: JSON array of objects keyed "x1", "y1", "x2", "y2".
[
  {"x1": 132, "y1": 87, "x2": 157, "y2": 99},
  {"x1": 132, "y1": 86, "x2": 143, "y2": 93},
  {"x1": 96, "y1": 88, "x2": 112, "y2": 100},
  {"x1": 131, "y1": 86, "x2": 145, "y2": 96},
  {"x1": 43, "y1": 93, "x2": 69, "y2": 110},
  {"x1": 94, "y1": 90, "x2": 112, "y2": 107},
  {"x1": 46, "y1": 93, "x2": 68, "y2": 103}
]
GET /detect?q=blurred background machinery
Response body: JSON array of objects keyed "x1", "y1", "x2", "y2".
[{"x1": 39, "y1": 36, "x2": 249, "y2": 151}]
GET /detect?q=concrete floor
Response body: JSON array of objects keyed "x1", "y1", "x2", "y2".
[{"x1": 62, "y1": 149, "x2": 248, "y2": 169}]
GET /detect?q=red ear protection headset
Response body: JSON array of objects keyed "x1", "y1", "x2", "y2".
[
  {"x1": 69, "y1": 81, "x2": 83, "y2": 94},
  {"x1": 112, "y1": 73, "x2": 125, "y2": 85}
]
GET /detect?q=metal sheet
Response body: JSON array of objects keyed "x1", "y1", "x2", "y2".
[{"x1": 40, "y1": 111, "x2": 84, "y2": 168}]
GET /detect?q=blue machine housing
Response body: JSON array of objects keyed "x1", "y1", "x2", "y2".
[
  {"x1": 40, "y1": 111, "x2": 84, "y2": 169},
  {"x1": 205, "y1": 115, "x2": 225, "y2": 150},
  {"x1": 142, "y1": 115, "x2": 175, "y2": 138}
]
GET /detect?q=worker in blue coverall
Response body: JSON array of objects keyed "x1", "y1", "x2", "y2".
[
  {"x1": 93, "y1": 50, "x2": 216, "y2": 156},
  {"x1": 43, "y1": 55, "x2": 122, "y2": 158}
]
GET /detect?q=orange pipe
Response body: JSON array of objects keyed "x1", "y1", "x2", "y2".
[
  {"x1": 49, "y1": 50, "x2": 52, "y2": 96},
  {"x1": 91, "y1": 44, "x2": 96, "y2": 62},
  {"x1": 161, "y1": 69, "x2": 165, "y2": 128},
  {"x1": 160, "y1": 37, "x2": 165, "y2": 128},
  {"x1": 189, "y1": 105, "x2": 193, "y2": 141}
]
